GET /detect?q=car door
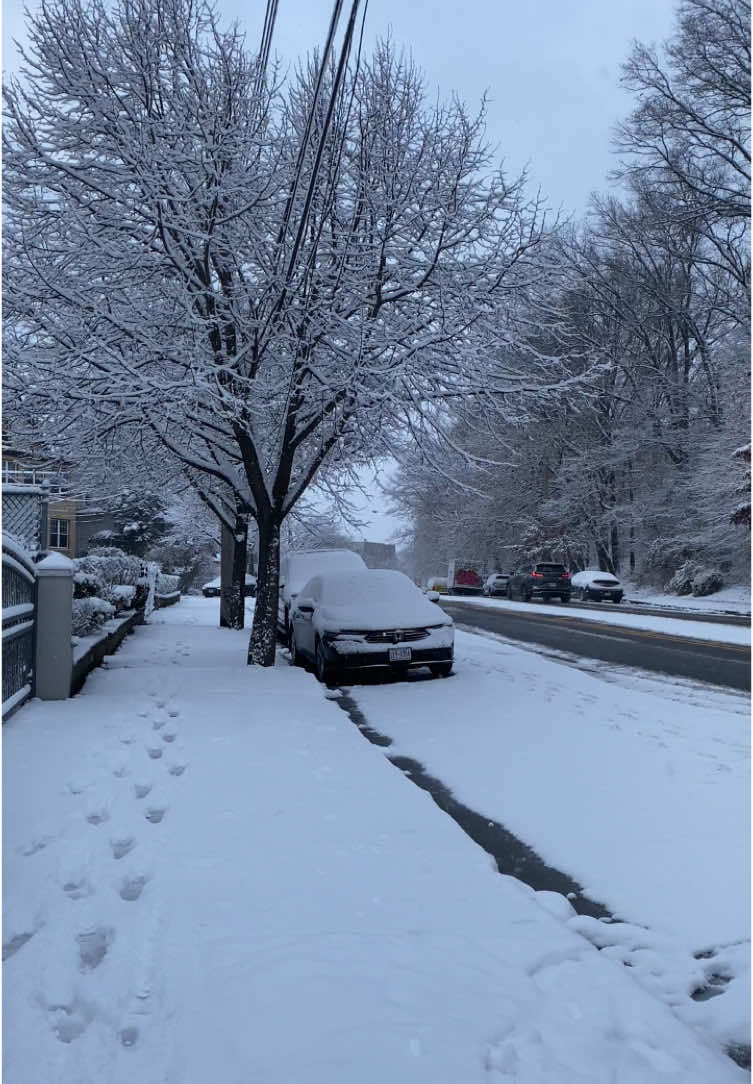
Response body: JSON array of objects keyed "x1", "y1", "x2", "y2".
[{"x1": 291, "y1": 576, "x2": 319, "y2": 658}]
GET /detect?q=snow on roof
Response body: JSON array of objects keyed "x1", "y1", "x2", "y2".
[
  {"x1": 570, "y1": 569, "x2": 620, "y2": 587},
  {"x1": 306, "y1": 569, "x2": 450, "y2": 629}
]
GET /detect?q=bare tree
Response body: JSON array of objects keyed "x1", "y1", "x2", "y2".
[
  {"x1": 615, "y1": 0, "x2": 750, "y2": 291},
  {"x1": 4, "y1": 0, "x2": 548, "y2": 663}
]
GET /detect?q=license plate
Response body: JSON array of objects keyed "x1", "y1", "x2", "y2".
[{"x1": 389, "y1": 646, "x2": 411, "y2": 663}]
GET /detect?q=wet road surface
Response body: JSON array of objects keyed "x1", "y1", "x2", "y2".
[{"x1": 440, "y1": 600, "x2": 751, "y2": 691}]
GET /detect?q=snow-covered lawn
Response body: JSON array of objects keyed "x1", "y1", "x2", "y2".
[
  {"x1": 444, "y1": 595, "x2": 751, "y2": 645},
  {"x1": 348, "y1": 628, "x2": 751, "y2": 1061},
  {"x1": 3, "y1": 598, "x2": 747, "y2": 1082},
  {"x1": 622, "y1": 584, "x2": 750, "y2": 616}
]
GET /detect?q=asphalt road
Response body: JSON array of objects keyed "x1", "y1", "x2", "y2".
[
  {"x1": 445, "y1": 592, "x2": 750, "y2": 627},
  {"x1": 441, "y1": 600, "x2": 751, "y2": 692}
]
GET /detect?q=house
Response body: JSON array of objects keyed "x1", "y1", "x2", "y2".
[
  {"x1": 1, "y1": 445, "x2": 111, "y2": 558},
  {"x1": 360, "y1": 540, "x2": 398, "y2": 569}
]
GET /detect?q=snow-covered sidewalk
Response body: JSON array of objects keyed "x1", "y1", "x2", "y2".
[{"x1": 3, "y1": 598, "x2": 746, "y2": 1082}]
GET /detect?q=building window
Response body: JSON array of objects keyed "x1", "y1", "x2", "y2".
[{"x1": 49, "y1": 518, "x2": 70, "y2": 549}]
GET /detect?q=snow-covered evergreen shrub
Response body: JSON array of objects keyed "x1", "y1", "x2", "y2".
[
  {"x1": 76, "y1": 549, "x2": 143, "y2": 587},
  {"x1": 155, "y1": 572, "x2": 180, "y2": 595},
  {"x1": 110, "y1": 584, "x2": 137, "y2": 607},
  {"x1": 73, "y1": 571, "x2": 101, "y2": 599},
  {"x1": 72, "y1": 596, "x2": 115, "y2": 636},
  {"x1": 74, "y1": 549, "x2": 148, "y2": 610},
  {"x1": 666, "y1": 560, "x2": 700, "y2": 595},
  {"x1": 691, "y1": 568, "x2": 724, "y2": 597}
]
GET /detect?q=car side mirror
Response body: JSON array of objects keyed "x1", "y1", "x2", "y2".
[
  {"x1": 296, "y1": 598, "x2": 315, "y2": 614},
  {"x1": 426, "y1": 590, "x2": 440, "y2": 602}
]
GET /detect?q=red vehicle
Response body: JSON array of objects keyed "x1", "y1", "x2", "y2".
[{"x1": 447, "y1": 560, "x2": 484, "y2": 595}]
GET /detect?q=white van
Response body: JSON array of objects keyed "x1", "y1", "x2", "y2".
[{"x1": 278, "y1": 549, "x2": 366, "y2": 645}]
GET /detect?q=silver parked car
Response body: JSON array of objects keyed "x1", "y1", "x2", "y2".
[
  {"x1": 482, "y1": 572, "x2": 510, "y2": 597},
  {"x1": 289, "y1": 569, "x2": 454, "y2": 683}
]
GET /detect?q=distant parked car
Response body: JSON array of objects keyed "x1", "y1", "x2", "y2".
[
  {"x1": 571, "y1": 570, "x2": 624, "y2": 603},
  {"x1": 507, "y1": 562, "x2": 571, "y2": 603},
  {"x1": 482, "y1": 572, "x2": 510, "y2": 597},
  {"x1": 278, "y1": 549, "x2": 367, "y2": 646},
  {"x1": 202, "y1": 574, "x2": 257, "y2": 598},
  {"x1": 289, "y1": 569, "x2": 454, "y2": 682}
]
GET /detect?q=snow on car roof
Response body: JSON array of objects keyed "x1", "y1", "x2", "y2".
[
  {"x1": 571, "y1": 569, "x2": 620, "y2": 586},
  {"x1": 303, "y1": 569, "x2": 451, "y2": 629}
]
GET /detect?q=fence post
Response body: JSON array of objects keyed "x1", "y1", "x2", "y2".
[{"x1": 35, "y1": 553, "x2": 73, "y2": 700}]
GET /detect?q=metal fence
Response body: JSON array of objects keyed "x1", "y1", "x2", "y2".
[{"x1": 2, "y1": 536, "x2": 37, "y2": 718}]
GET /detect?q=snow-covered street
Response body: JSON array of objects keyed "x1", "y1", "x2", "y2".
[
  {"x1": 346, "y1": 627, "x2": 751, "y2": 1059},
  {"x1": 3, "y1": 597, "x2": 748, "y2": 1082}
]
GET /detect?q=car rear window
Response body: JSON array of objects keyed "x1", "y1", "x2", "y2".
[{"x1": 535, "y1": 563, "x2": 566, "y2": 574}]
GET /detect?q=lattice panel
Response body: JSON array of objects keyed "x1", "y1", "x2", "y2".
[{"x1": 1, "y1": 491, "x2": 42, "y2": 551}]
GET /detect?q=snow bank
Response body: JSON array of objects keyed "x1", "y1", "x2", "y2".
[{"x1": 446, "y1": 595, "x2": 750, "y2": 645}]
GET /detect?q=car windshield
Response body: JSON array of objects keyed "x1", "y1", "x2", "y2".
[
  {"x1": 536, "y1": 564, "x2": 566, "y2": 574},
  {"x1": 319, "y1": 569, "x2": 419, "y2": 608}
]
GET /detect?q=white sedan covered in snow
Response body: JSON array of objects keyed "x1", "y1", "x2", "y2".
[
  {"x1": 570, "y1": 569, "x2": 624, "y2": 603},
  {"x1": 289, "y1": 569, "x2": 454, "y2": 682}
]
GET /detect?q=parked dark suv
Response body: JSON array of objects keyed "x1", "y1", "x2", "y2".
[{"x1": 508, "y1": 562, "x2": 571, "y2": 603}]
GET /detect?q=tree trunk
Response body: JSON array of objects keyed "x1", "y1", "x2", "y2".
[
  {"x1": 220, "y1": 513, "x2": 247, "y2": 630},
  {"x1": 595, "y1": 541, "x2": 614, "y2": 574},
  {"x1": 249, "y1": 515, "x2": 280, "y2": 666},
  {"x1": 610, "y1": 521, "x2": 620, "y2": 576}
]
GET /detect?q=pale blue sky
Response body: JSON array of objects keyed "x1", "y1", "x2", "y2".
[
  {"x1": 4, "y1": 0, "x2": 678, "y2": 213},
  {"x1": 3, "y1": 0, "x2": 680, "y2": 541}
]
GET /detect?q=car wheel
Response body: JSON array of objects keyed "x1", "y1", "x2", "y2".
[
  {"x1": 430, "y1": 663, "x2": 453, "y2": 678},
  {"x1": 577, "y1": 587, "x2": 586, "y2": 601},
  {"x1": 612, "y1": 594, "x2": 623, "y2": 604},
  {"x1": 523, "y1": 589, "x2": 532, "y2": 602},
  {"x1": 506, "y1": 584, "x2": 513, "y2": 600},
  {"x1": 560, "y1": 594, "x2": 570, "y2": 603},
  {"x1": 315, "y1": 640, "x2": 334, "y2": 685}
]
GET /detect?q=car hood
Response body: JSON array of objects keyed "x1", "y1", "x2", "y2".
[{"x1": 313, "y1": 600, "x2": 452, "y2": 633}]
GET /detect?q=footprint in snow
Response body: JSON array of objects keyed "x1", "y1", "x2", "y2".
[
  {"x1": 19, "y1": 834, "x2": 52, "y2": 857},
  {"x1": 146, "y1": 746, "x2": 163, "y2": 760},
  {"x1": 145, "y1": 806, "x2": 167, "y2": 824},
  {"x1": 167, "y1": 762, "x2": 187, "y2": 777},
  {"x1": 47, "y1": 997, "x2": 94, "y2": 1043},
  {"x1": 78, "y1": 926, "x2": 114, "y2": 971},
  {"x1": 119, "y1": 875, "x2": 148, "y2": 901},
  {"x1": 133, "y1": 781, "x2": 152, "y2": 799},
  {"x1": 86, "y1": 809, "x2": 110, "y2": 826},
  {"x1": 3, "y1": 930, "x2": 36, "y2": 961},
  {"x1": 161, "y1": 729, "x2": 177, "y2": 744},
  {"x1": 110, "y1": 836, "x2": 136, "y2": 860},
  {"x1": 62, "y1": 876, "x2": 92, "y2": 901},
  {"x1": 120, "y1": 1026, "x2": 139, "y2": 1047}
]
